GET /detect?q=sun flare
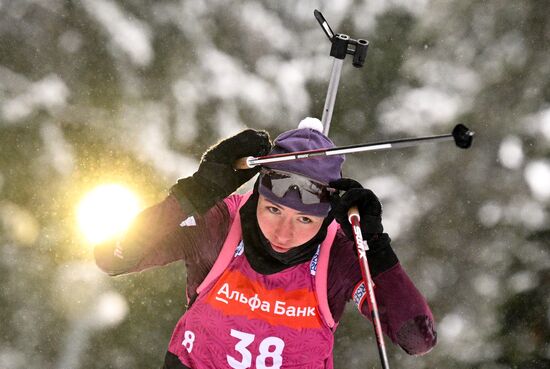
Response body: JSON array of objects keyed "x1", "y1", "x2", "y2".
[{"x1": 77, "y1": 184, "x2": 140, "y2": 245}]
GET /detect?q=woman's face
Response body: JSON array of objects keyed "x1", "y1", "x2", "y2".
[{"x1": 256, "y1": 195, "x2": 325, "y2": 253}]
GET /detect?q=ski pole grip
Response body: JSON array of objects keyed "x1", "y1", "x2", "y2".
[
  {"x1": 233, "y1": 156, "x2": 255, "y2": 170},
  {"x1": 348, "y1": 206, "x2": 360, "y2": 224}
]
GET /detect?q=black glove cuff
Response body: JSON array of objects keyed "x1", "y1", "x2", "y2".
[
  {"x1": 170, "y1": 176, "x2": 221, "y2": 215},
  {"x1": 360, "y1": 214, "x2": 384, "y2": 234},
  {"x1": 365, "y1": 233, "x2": 399, "y2": 277}
]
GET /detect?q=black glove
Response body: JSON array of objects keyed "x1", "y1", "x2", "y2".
[
  {"x1": 329, "y1": 178, "x2": 383, "y2": 240},
  {"x1": 329, "y1": 178, "x2": 398, "y2": 276},
  {"x1": 171, "y1": 129, "x2": 271, "y2": 214}
]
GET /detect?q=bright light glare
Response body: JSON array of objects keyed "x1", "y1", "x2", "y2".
[
  {"x1": 93, "y1": 291, "x2": 129, "y2": 327},
  {"x1": 77, "y1": 184, "x2": 140, "y2": 244}
]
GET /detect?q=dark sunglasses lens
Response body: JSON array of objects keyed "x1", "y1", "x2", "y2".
[
  {"x1": 300, "y1": 182, "x2": 330, "y2": 204},
  {"x1": 261, "y1": 170, "x2": 330, "y2": 204},
  {"x1": 261, "y1": 171, "x2": 292, "y2": 197}
]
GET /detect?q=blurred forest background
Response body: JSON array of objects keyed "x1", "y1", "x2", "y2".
[{"x1": 1, "y1": 0, "x2": 550, "y2": 368}]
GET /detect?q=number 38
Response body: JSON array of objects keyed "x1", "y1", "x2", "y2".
[{"x1": 227, "y1": 329, "x2": 285, "y2": 369}]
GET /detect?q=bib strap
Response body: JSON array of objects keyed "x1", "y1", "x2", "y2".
[{"x1": 196, "y1": 192, "x2": 252, "y2": 295}]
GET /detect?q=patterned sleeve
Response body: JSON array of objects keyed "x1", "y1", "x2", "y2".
[
  {"x1": 327, "y1": 231, "x2": 437, "y2": 355},
  {"x1": 93, "y1": 193, "x2": 238, "y2": 278}
]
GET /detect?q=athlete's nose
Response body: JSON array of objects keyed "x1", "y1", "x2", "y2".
[{"x1": 273, "y1": 215, "x2": 294, "y2": 245}]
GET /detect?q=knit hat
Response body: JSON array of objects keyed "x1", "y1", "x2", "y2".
[{"x1": 258, "y1": 117, "x2": 345, "y2": 216}]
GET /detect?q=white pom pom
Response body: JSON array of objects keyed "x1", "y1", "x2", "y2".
[{"x1": 298, "y1": 117, "x2": 324, "y2": 132}]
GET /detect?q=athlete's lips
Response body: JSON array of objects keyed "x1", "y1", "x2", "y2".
[{"x1": 270, "y1": 243, "x2": 289, "y2": 253}]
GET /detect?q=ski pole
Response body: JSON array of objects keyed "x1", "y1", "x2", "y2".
[
  {"x1": 348, "y1": 207, "x2": 390, "y2": 369},
  {"x1": 316, "y1": 13, "x2": 390, "y2": 366},
  {"x1": 234, "y1": 124, "x2": 474, "y2": 169}
]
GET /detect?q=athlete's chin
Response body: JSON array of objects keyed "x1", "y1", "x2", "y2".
[{"x1": 270, "y1": 243, "x2": 293, "y2": 253}]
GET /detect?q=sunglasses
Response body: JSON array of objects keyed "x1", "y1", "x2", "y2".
[{"x1": 259, "y1": 168, "x2": 335, "y2": 204}]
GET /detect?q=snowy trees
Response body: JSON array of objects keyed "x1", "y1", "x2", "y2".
[{"x1": 1, "y1": 1, "x2": 549, "y2": 368}]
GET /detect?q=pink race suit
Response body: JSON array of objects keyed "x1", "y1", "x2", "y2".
[{"x1": 168, "y1": 240, "x2": 335, "y2": 368}]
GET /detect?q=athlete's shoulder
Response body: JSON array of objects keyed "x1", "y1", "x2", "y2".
[
  {"x1": 330, "y1": 228, "x2": 355, "y2": 255},
  {"x1": 223, "y1": 192, "x2": 252, "y2": 216}
]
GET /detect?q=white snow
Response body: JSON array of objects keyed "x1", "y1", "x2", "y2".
[
  {"x1": 82, "y1": 0, "x2": 153, "y2": 66},
  {"x1": 472, "y1": 274, "x2": 500, "y2": 298},
  {"x1": 40, "y1": 122, "x2": 75, "y2": 176},
  {"x1": 362, "y1": 175, "x2": 420, "y2": 240},
  {"x1": 477, "y1": 201, "x2": 503, "y2": 227},
  {"x1": 523, "y1": 107, "x2": 550, "y2": 143},
  {"x1": 508, "y1": 271, "x2": 538, "y2": 293},
  {"x1": 502, "y1": 196, "x2": 546, "y2": 229},
  {"x1": 58, "y1": 30, "x2": 83, "y2": 54},
  {"x1": 524, "y1": 160, "x2": 550, "y2": 201},
  {"x1": 0, "y1": 348, "x2": 25, "y2": 369},
  {"x1": 215, "y1": 103, "x2": 247, "y2": 138},
  {"x1": 405, "y1": 58, "x2": 481, "y2": 96},
  {"x1": 378, "y1": 86, "x2": 462, "y2": 134},
  {"x1": 0, "y1": 202, "x2": 40, "y2": 246},
  {"x1": 352, "y1": 0, "x2": 430, "y2": 33},
  {"x1": 134, "y1": 109, "x2": 198, "y2": 179},
  {"x1": 240, "y1": 2, "x2": 293, "y2": 51},
  {"x1": 498, "y1": 136, "x2": 524, "y2": 169},
  {"x1": 2, "y1": 74, "x2": 69, "y2": 123},
  {"x1": 539, "y1": 109, "x2": 550, "y2": 142},
  {"x1": 92, "y1": 291, "x2": 129, "y2": 328},
  {"x1": 440, "y1": 313, "x2": 465, "y2": 340},
  {"x1": 201, "y1": 49, "x2": 275, "y2": 110}
]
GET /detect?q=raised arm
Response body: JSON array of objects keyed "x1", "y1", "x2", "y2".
[
  {"x1": 94, "y1": 129, "x2": 271, "y2": 276},
  {"x1": 93, "y1": 194, "x2": 229, "y2": 276},
  {"x1": 364, "y1": 263, "x2": 436, "y2": 355},
  {"x1": 328, "y1": 178, "x2": 437, "y2": 355}
]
